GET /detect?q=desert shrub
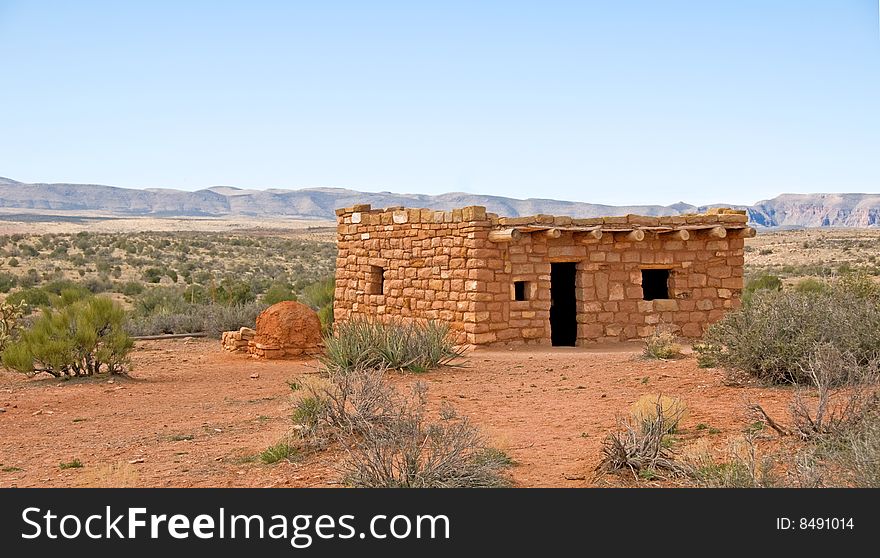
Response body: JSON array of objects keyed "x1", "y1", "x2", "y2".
[
  {"x1": 215, "y1": 279, "x2": 256, "y2": 306},
  {"x1": 42, "y1": 280, "x2": 92, "y2": 298},
  {"x1": 303, "y1": 277, "x2": 334, "y2": 332},
  {"x1": 701, "y1": 281, "x2": 880, "y2": 384},
  {"x1": 132, "y1": 287, "x2": 188, "y2": 315},
  {"x1": 2, "y1": 296, "x2": 133, "y2": 377},
  {"x1": 643, "y1": 328, "x2": 682, "y2": 360},
  {"x1": 316, "y1": 304, "x2": 333, "y2": 335},
  {"x1": 0, "y1": 272, "x2": 16, "y2": 293},
  {"x1": 291, "y1": 367, "x2": 511, "y2": 487},
  {"x1": 303, "y1": 277, "x2": 334, "y2": 308},
  {"x1": 18, "y1": 269, "x2": 40, "y2": 289},
  {"x1": 84, "y1": 276, "x2": 113, "y2": 294},
  {"x1": 788, "y1": 345, "x2": 879, "y2": 440},
  {"x1": 598, "y1": 397, "x2": 690, "y2": 479},
  {"x1": 182, "y1": 285, "x2": 209, "y2": 304},
  {"x1": 322, "y1": 318, "x2": 462, "y2": 373},
  {"x1": 125, "y1": 301, "x2": 266, "y2": 337},
  {"x1": 692, "y1": 342, "x2": 720, "y2": 368},
  {"x1": 142, "y1": 267, "x2": 164, "y2": 283},
  {"x1": 260, "y1": 441, "x2": 297, "y2": 464},
  {"x1": 741, "y1": 273, "x2": 781, "y2": 304},
  {"x1": 6, "y1": 287, "x2": 52, "y2": 313},
  {"x1": 630, "y1": 394, "x2": 688, "y2": 434},
  {"x1": 686, "y1": 434, "x2": 776, "y2": 488},
  {"x1": 342, "y1": 383, "x2": 510, "y2": 488},
  {"x1": 793, "y1": 277, "x2": 828, "y2": 294},
  {"x1": 119, "y1": 281, "x2": 144, "y2": 296},
  {"x1": 291, "y1": 368, "x2": 396, "y2": 448},
  {"x1": 842, "y1": 415, "x2": 880, "y2": 487},
  {"x1": 263, "y1": 283, "x2": 297, "y2": 305}
]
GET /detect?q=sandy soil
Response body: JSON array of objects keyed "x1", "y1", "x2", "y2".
[{"x1": 0, "y1": 339, "x2": 797, "y2": 488}]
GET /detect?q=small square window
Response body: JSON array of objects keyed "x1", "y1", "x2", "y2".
[
  {"x1": 642, "y1": 269, "x2": 670, "y2": 300},
  {"x1": 513, "y1": 281, "x2": 529, "y2": 301},
  {"x1": 367, "y1": 266, "x2": 384, "y2": 295}
]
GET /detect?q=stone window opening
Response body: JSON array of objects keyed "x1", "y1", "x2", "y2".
[
  {"x1": 641, "y1": 269, "x2": 670, "y2": 300},
  {"x1": 513, "y1": 281, "x2": 529, "y2": 301},
  {"x1": 368, "y1": 266, "x2": 384, "y2": 295}
]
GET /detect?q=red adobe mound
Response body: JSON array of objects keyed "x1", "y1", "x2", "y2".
[{"x1": 251, "y1": 300, "x2": 323, "y2": 359}]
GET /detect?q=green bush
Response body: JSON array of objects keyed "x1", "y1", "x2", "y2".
[
  {"x1": 125, "y1": 301, "x2": 266, "y2": 337},
  {"x1": 322, "y1": 318, "x2": 462, "y2": 373},
  {"x1": 6, "y1": 287, "x2": 52, "y2": 313},
  {"x1": 43, "y1": 280, "x2": 92, "y2": 298},
  {"x1": 700, "y1": 277, "x2": 880, "y2": 384},
  {"x1": 303, "y1": 277, "x2": 335, "y2": 332},
  {"x1": 2, "y1": 296, "x2": 133, "y2": 377},
  {"x1": 133, "y1": 287, "x2": 189, "y2": 315},
  {"x1": 213, "y1": 279, "x2": 255, "y2": 306},
  {"x1": 142, "y1": 268, "x2": 164, "y2": 283},
  {"x1": 793, "y1": 277, "x2": 829, "y2": 294},
  {"x1": 182, "y1": 284, "x2": 209, "y2": 304},
  {"x1": 259, "y1": 441, "x2": 297, "y2": 464},
  {"x1": 263, "y1": 283, "x2": 297, "y2": 305},
  {"x1": 742, "y1": 273, "x2": 782, "y2": 304},
  {"x1": 119, "y1": 281, "x2": 145, "y2": 296},
  {"x1": 0, "y1": 272, "x2": 17, "y2": 293}
]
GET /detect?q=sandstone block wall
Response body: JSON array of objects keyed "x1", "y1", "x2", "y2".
[{"x1": 334, "y1": 204, "x2": 749, "y2": 345}]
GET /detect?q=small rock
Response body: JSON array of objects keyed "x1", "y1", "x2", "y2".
[
  {"x1": 0, "y1": 407, "x2": 6, "y2": 413},
  {"x1": 107, "y1": 378, "x2": 115, "y2": 384},
  {"x1": 249, "y1": 373, "x2": 260, "y2": 379},
  {"x1": 128, "y1": 458, "x2": 145, "y2": 464},
  {"x1": 32, "y1": 410, "x2": 43, "y2": 416},
  {"x1": 214, "y1": 428, "x2": 222, "y2": 432}
]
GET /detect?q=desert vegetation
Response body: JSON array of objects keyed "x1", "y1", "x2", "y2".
[
  {"x1": 321, "y1": 318, "x2": 463, "y2": 373},
  {"x1": 280, "y1": 321, "x2": 510, "y2": 488},
  {"x1": 0, "y1": 230, "x2": 337, "y2": 339},
  {"x1": 2, "y1": 294, "x2": 133, "y2": 378},
  {"x1": 599, "y1": 268, "x2": 880, "y2": 488},
  {"x1": 744, "y1": 228, "x2": 880, "y2": 281}
]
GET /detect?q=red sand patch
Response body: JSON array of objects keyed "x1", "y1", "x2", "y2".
[{"x1": 0, "y1": 339, "x2": 795, "y2": 487}]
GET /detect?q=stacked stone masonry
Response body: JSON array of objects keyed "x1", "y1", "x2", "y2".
[{"x1": 334, "y1": 203, "x2": 751, "y2": 346}]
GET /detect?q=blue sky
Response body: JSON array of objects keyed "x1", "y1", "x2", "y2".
[{"x1": 0, "y1": 1, "x2": 877, "y2": 206}]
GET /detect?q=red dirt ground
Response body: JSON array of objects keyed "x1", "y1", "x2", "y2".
[{"x1": 0, "y1": 339, "x2": 796, "y2": 488}]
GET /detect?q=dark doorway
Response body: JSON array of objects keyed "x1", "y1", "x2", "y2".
[
  {"x1": 550, "y1": 262, "x2": 577, "y2": 346},
  {"x1": 641, "y1": 269, "x2": 670, "y2": 300}
]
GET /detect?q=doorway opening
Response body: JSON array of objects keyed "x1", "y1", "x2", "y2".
[
  {"x1": 550, "y1": 262, "x2": 577, "y2": 346},
  {"x1": 641, "y1": 269, "x2": 670, "y2": 300}
]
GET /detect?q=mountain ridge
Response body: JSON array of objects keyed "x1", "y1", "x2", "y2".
[{"x1": 1, "y1": 177, "x2": 878, "y2": 228}]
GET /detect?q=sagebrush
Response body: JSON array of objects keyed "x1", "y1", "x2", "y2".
[
  {"x1": 699, "y1": 275, "x2": 880, "y2": 384},
  {"x1": 290, "y1": 367, "x2": 511, "y2": 488}
]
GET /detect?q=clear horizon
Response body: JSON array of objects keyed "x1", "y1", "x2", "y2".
[{"x1": 1, "y1": 1, "x2": 878, "y2": 206}]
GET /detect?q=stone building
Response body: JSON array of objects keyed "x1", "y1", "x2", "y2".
[{"x1": 333, "y1": 204, "x2": 753, "y2": 346}]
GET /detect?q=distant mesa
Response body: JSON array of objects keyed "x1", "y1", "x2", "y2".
[{"x1": 0, "y1": 177, "x2": 879, "y2": 228}]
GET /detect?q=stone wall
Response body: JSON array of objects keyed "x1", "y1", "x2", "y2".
[
  {"x1": 334, "y1": 204, "x2": 492, "y2": 344},
  {"x1": 334, "y1": 204, "x2": 748, "y2": 345}
]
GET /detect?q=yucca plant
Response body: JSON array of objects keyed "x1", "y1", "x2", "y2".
[{"x1": 321, "y1": 318, "x2": 462, "y2": 373}]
